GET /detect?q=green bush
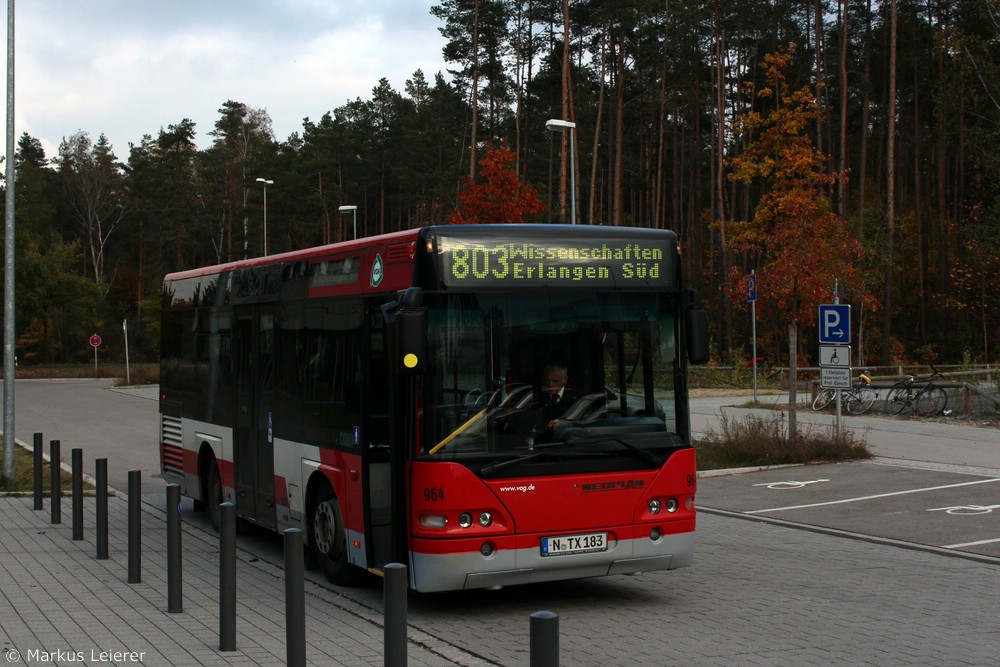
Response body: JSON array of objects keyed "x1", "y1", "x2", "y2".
[{"x1": 695, "y1": 412, "x2": 871, "y2": 470}]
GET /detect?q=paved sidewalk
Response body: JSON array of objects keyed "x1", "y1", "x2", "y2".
[{"x1": 0, "y1": 493, "x2": 492, "y2": 667}]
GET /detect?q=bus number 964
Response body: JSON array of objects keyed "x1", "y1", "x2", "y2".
[{"x1": 423, "y1": 487, "x2": 445, "y2": 502}]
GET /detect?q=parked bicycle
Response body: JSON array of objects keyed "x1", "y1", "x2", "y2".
[
  {"x1": 845, "y1": 374, "x2": 878, "y2": 415},
  {"x1": 885, "y1": 371, "x2": 948, "y2": 416},
  {"x1": 811, "y1": 373, "x2": 878, "y2": 415}
]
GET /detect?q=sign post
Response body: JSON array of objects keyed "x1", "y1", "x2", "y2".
[
  {"x1": 819, "y1": 284, "x2": 851, "y2": 435},
  {"x1": 90, "y1": 333, "x2": 102, "y2": 370},
  {"x1": 748, "y1": 271, "x2": 757, "y2": 402},
  {"x1": 123, "y1": 320, "x2": 130, "y2": 384}
]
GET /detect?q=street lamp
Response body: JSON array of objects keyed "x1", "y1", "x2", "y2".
[
  {"x1": 256, "y1": 178, "x2": 273, "y2": 254},
  {"x1": 338, "y1": 205, "x2": 358, "y2": 240},
  {"x1": 545, "y1": 118, "x2": 576, "y2": 225}
]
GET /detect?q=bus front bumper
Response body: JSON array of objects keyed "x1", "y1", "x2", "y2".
[{"x1": 409, "y1": 529, "x2": 694, "y2": 593}]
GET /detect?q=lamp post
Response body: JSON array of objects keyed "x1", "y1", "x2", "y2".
[
  {"x1": 256, "y1": 178, "x2": 273, "y2": 255},
  {"x1": 338, "y1": 205, "x2": 358, "y2": 240},
  {"x1": 3, "y1": 0, "x2": 15, "y2": 480},
  {"x1": 545, "y1": 118, "x2": 576, "y2": 225}
]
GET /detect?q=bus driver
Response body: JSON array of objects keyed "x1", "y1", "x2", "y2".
[{"x1": 540, "y1": 362, "x2": 578, "y2": 428}]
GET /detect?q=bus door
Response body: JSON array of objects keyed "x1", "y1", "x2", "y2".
[
  {"x1": 233, "y1": 305, "x2": 277, "y2": 530},
  {"x1": 362, "y1": 302, "x2": 393, "y2": 570},
  {"x1": 365, "y1": 288, "x2": 426, "y2": 571}
]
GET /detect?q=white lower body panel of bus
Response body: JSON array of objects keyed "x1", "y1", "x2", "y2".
[{"x1": 409, "y1": 530, "x2": 694, "y2": 592}]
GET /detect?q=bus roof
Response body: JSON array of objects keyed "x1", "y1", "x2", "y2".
[{"x1": 163, "y1": 227, "x2": 422, "y2": 282}]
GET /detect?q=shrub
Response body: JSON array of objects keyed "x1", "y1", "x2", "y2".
[{"x1": 695, "y1": 412, "x2": 871, "y2": 470}]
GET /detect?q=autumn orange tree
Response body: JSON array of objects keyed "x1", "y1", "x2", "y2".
[
  {"x1": 728, "y1": 45, "x2": 872, "y2": 435},
  {"x1": 447, "y1": 141, "x2": 546, "y2": 224}
]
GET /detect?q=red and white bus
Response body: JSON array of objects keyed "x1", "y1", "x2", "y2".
[{"x1": 159, "y1": 224, "x2": 708, "y2": 592}]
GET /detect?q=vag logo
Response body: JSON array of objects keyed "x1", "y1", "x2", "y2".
[
  {"x1": 370, "y1": 253, "x2": 384, "y2": 287},
  {"x1": 582, "y1": 479, "x2": 644, "y2": 493}
]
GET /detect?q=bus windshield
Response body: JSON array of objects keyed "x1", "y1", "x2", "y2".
[{"x1": 421, "y1": 291, "x2": 683, "y2": 476}]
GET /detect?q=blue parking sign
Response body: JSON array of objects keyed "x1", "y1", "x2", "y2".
[{"x1": 818, "y1": 304, "x2": 851, "y2": 344}]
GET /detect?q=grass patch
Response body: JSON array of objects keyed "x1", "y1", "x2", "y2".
[
  {"x1": 696, "y1": 413, "x2": 872, "y2": 470},
  {"x1": 7, "y1": 363, "x2": 159, "y2": 385},
  {"x1": 0, "y1": 444, "x2": 78, "y2": 494},
  {"x1": 734, "y1": 400, "x2": 782, "y2": 409}
]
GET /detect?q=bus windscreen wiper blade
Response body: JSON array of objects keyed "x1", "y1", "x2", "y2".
[
  {"x1": 479, "y1": 448, "x2": 573, "y2": 475},
  {"x1": 481, "y1": 438, "x2": 661, "y2": 475},
  {"x1": 608, "y1": 438, "x2": 662, "y2": 467},
  {"x1": 562, "y1": 437, "x2": 662, "y2": 468}
]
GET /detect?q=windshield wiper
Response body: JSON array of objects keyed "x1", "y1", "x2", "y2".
[
  {"x1": 479, "y1": 449, "x2": 573, "y2": 475},
  {"x1": 606, "y1": 438, "x2": 663, "y2": 467},
  {"x1": 558, "y1": 436, "x2": 663, "y2": 467},
  {"x1": 479, "y1": 437, "x2": 662, "y2": 475}
]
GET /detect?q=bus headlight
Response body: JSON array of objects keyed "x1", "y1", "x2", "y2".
[
  {"x1": 458, "y1": 513, "x2": 473, "y2": 528},
  {"x1": 478, "y1": 511, "x2": 493, "y2": 527},
  {"x1": 665, "y1": 498, "x2": 679, "y2": 513},
  {"x1": 420, "y1": 514, "x2": 448, "y2": 528},
  {"x1": 648, "y1": 499, "x2": 662, "y2": 514}
]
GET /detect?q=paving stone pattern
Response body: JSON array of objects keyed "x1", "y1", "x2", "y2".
[{"x1": 0, "y1": 495, "x2": 492, "y2": 667}]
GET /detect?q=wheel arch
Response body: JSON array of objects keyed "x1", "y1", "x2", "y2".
[{"x1": 197, "y1": 440, "x2": 221, "y2": 502}]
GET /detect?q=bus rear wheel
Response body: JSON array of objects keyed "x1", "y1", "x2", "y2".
[{"x1": 310, "y1": 488, "x2": 360, "y2": 586}]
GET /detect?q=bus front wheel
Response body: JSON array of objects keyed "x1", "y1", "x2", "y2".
[{"x1": 310, "y1": 488, "x2": 359, "y2": 586}]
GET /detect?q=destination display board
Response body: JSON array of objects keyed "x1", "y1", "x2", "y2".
[{"x1": 420, "y1": 226, "x2": 678, "y2": 290}]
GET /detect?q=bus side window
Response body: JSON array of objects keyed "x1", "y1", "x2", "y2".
[
  {"x1": 297, "y1": 301, "x2": 364, "y2": 448},
  {"x1": 275, "y1": 299, "x2": 364, "y2": 447}
]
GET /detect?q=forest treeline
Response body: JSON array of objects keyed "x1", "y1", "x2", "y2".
[{"x1": 2, "y1": 0, "x2": 999, "y2": 370}]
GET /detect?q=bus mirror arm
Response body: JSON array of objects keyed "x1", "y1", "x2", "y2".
[
  {"x1": 685, "y1": 289, "x2": 710, "y2": 365},
  {"x1": 380, "y1": 287, "x2": 424, "y2": 322},
  {"x1": 381, "y1": 287, "x2": 427, "y2": 374}
]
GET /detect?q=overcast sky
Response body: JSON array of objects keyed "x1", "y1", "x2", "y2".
[{"x1": 3, "y1": 0, "x2": 451, "y2": 163}]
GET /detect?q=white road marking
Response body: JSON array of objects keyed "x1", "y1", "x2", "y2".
[
  {"x1": 927, "y1": 504, "x2": 1000, "y2": 515},
  {"x1": 752, "y1": 479, "x2": 830, "y2": 490},
  {"x1": 944, "y1": 537, "x2": 1000, "y2": 548},
  {"x1": 745, "y1": 477, "x2": 1000, "y2": 514}
]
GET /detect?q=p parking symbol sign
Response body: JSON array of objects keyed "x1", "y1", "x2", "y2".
[{"x1": 818, "y1": 304, "x2": 851, "y2": 344}]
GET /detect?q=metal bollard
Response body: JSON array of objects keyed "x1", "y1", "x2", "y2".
[
  {"x1": 33, "y1": 433, "x2": 43, "y2": 511},
  {"x1": 72, "y1": 448, "x2": 84, "y2": 540},
  {"x1": 50, "y1": 440, "x2": 61, "y2": 524},
  {"x1": 284, "y1": 528, "x2": 306, "y2": 667},
  {"x1": 166, "y1": 483, "x2": 182, "y2": 613},
  {"x1": 219, "y1": 502, "x2": 237, "y2": 651},
  {"x1": 96, "y1": 458, "x2": 108, "y2": 560},
  {"x1": 127, "y1": 470, "x2": 141, "y2": 583},
  {"x1": 530, "y1": 610, "x2": 559, "y2": 667},
  {"x1": 384, "y1": 562, "x2": 408, "y2": 667}
]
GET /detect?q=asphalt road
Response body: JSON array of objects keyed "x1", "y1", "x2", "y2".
[
  {"x1": 1, "y1": 379, "x2": 162, "y2": 493},
  {"x1": 3, "y1": 379, "x2": 1000, "y2": 664}
]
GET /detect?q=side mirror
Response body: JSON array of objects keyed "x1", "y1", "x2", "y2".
[
  {"x1": 685, "y1": 289, "x2": 709, "y2": 365},
  {"x1": 381, "y1": 287, "x2": 427, "y2": 374}
]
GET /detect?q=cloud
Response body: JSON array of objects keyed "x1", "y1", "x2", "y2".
[{"x1": 4, "y1": 0, "x2": 449, "y2": 161}]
